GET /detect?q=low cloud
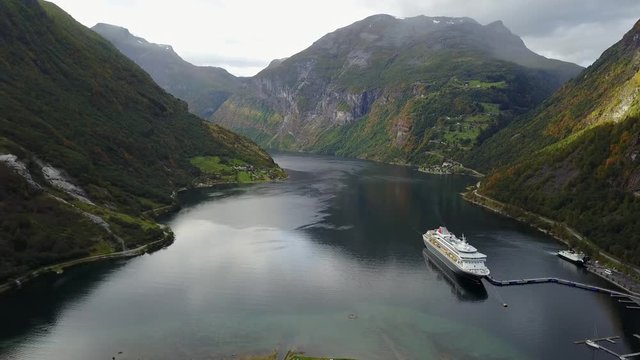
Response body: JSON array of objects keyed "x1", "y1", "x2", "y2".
[
  {"x1": 522, "y1": 16, "x2": 639, "y2": 67},
  {"x1": 182, "y1": 53, "x2": 268, "y2": 74},
  {"x1": 53, "y1": 0, "x2": 639, "y2": 75},
  {"x1": 373, "y1": 0, "x2": 640, "y2": 66}
]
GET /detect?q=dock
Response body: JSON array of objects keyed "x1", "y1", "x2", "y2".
[{"x1": 484, "y1": 275, "x2": 640, "y2": 304}]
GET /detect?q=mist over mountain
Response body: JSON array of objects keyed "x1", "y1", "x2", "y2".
[{"x1": 209, "y1": 14, "x2": 582, "y2": 166}]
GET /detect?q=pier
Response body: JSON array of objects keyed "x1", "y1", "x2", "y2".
[{"x1": 484, "y1": 275, "x2": 640, "y2": 306}]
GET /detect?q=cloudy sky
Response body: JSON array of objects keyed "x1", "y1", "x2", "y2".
[{"x1": 50, "y1": 0, "x2": 639, "y2": 76}]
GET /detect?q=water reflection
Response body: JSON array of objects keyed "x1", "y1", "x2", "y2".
[
  {"x1": 422, "y1": 249, "x2": 488, "y2": 302},
  {"x1": 0, "y1": 261, "x2": 127, "y2": 340},
  {"x1": 3, "y1": 153, "x2": 640, "y2": 360}
]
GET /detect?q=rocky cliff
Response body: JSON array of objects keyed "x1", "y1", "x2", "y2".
[{"x1": 212, "y1": 14, "x2": 582, "y2": 166}]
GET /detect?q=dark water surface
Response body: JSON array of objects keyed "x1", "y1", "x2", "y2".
[{"x1": 1, "y1": 153, "x2": 639, "y2": 359}]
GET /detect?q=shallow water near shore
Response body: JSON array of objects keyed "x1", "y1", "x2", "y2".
[{"x1": 1, "y1": 153, "x2": 639, "y2": 359}]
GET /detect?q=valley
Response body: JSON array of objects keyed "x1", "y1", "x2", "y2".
[
  {"x1": 96, "y1": 12, "x2": 640, "y2": 268},
  {"x1": 1, "y1": 1, "x2": 639, "y2": 359},
  {"x1": 2, "y1": 153, "x2": 638, "y2": 360},
  {"x1": 96, "y1": 15, "x2": 582, "y2": 169},
  {"x1": 0, "y1": 0, "x2": 284, "y2": 283}
]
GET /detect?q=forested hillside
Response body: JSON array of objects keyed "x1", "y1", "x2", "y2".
[
  {"x1": 0, "y1": 0, "x2": 283, "y2": 280},
  {"x1": 475, "y1": 20, "x2": 640, "y2": 264}
]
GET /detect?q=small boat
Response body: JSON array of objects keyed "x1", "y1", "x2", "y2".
[
  {"x1": 557, "y1": 249, "x2": 587, "y2": 266},
  {"x1": 585, "y1": 339, "x2": 600, "y2": 349}
]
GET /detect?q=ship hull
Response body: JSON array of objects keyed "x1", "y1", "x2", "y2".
[
  {"x1": 557, "y1": 253, "x2": 585, "y2": 266},
  {"x1": 423, "y1": 237, "x2": 485, "y2": 283},
  {"x1": 422, "y1": 249, "x2": 488, "y2": 300}
]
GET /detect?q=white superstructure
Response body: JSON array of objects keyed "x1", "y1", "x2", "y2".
[
  {"x1": 557, "y1": 249, "x2": 586, "y2": 265},
  {"x1": 423, "y1": 226, "x2": 490, "y2": 278}
]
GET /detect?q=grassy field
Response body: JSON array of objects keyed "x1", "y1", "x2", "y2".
[{"x1": 190, "y1": 156, "x2": 282, "y2": 184}]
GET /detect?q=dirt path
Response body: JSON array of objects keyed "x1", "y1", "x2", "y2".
[{"x1": 463, "y1": 187, "x2": 640, "y2": 291}]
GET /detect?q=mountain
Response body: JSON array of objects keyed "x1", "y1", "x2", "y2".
[
  {"x1": 0, "y1": 0, "x2": 283, "y2": 281},
  {"x1": 92, "y1": 23, "x2": 242, "y2": 118},
  {"x1": 211, "y1": 15, "x2": 582, "y2": 167},
  {"x1": 472, "y1": 19, "x2": 640, "y2": 264}
]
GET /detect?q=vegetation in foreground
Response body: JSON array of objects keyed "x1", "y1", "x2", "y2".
[{"x1": 239, "y1": 350, "x2": 354, "y2": 360}]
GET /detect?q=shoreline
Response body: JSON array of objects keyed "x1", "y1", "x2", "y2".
[
  {"x1": 418, "y1": 162, "x2": 484, "y2": 178},
  {"x1": 462, "y1": 185, "x2": 640, "y2": 296},
  {"x1": 0, "y1": 175, "x2": 285, "y2": 297},
  {"x1": 0, "y1": 231, "x2": 174, "y2": 296}
]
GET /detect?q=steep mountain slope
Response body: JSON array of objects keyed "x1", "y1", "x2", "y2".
[
  {"x1": 468, "y1": 21, "x2": 640, "y2": 171},
  {"x1": 92, "y1": 23, "x2": 242, "y2": 118},
  {"x1": 212, "y1": 15, "x2": 582, "y2": 166},
  {"x1": 0, "y1": 0, "x2": 282, "y2": 281},
  {"x1": 475, "y1": 20, "x2": 640, "y2": 264}
]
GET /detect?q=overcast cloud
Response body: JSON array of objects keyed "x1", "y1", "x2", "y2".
[{"x1": 50, "y1": 0, "x2": 640, "y2": 76}]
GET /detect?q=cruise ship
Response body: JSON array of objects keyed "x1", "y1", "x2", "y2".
[{"x1": 422, "y1": 226, "x2": 490, "y2": 281}]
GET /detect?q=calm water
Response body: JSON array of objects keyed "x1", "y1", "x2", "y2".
[{"x1": 1, "y1": 153, "x2": 639, "y2": 359}]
